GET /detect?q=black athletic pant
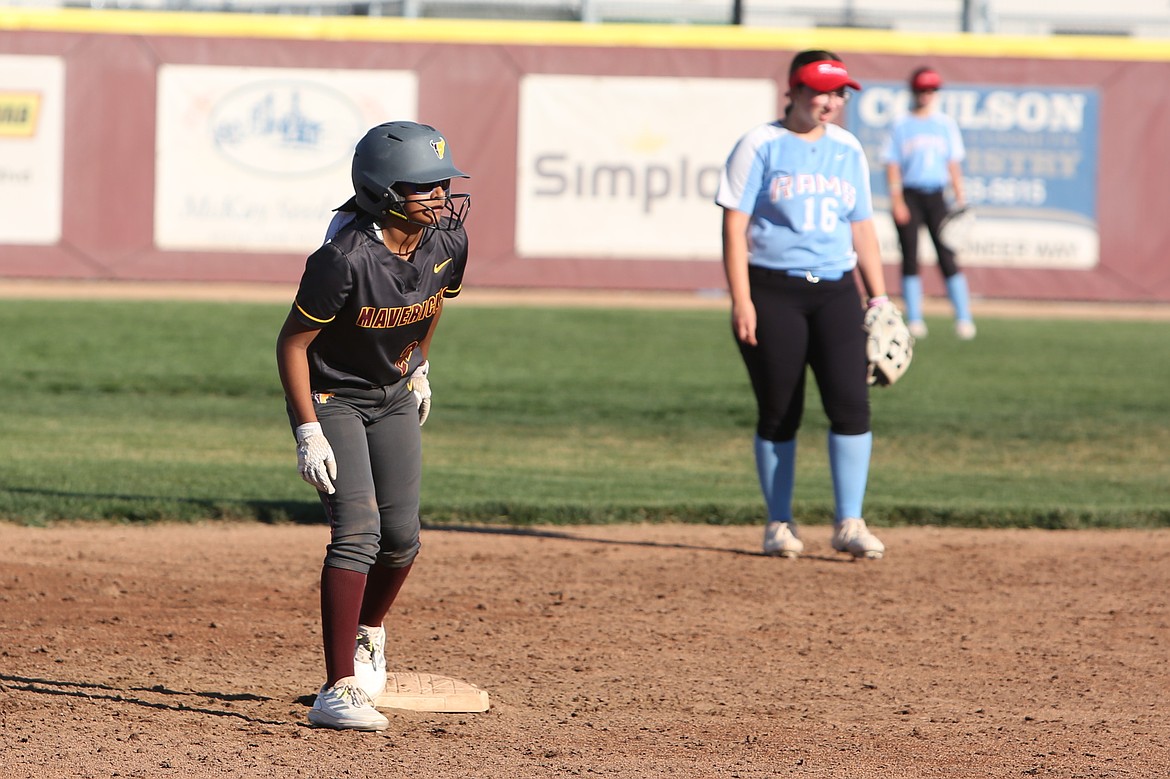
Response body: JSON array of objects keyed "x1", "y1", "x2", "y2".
[
  {"x1": 737, "y1": 267, "x2": 870, "y2": 442},
  {"x1": 896, "y1": 187, "x2": 959, "y2": 278}
]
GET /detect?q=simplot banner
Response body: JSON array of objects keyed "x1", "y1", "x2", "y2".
[{"x1": 516, "y1": 75, "x2": 775, "y2": 260}]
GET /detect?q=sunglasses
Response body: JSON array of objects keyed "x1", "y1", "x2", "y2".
[
  {"x1": 803, "y1": 86, "x2": 851, "y2": 101},
  {"x1": 400, "y1": 179, "x2": 451, "y2": 194}
]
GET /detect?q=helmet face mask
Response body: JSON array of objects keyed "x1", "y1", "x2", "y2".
[
  {"x1": 351, "y1": 121, "x2": 470, "y2": 231},
  {"x1": 383, "y1": 190, "x2": 471, "y2": 233}
]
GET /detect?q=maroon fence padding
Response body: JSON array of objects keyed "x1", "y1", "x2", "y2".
[{"x1": 2, "y1": 20, "x2": 1168, "y2": 303}]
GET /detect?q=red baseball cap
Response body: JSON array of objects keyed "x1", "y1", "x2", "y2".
[
  {"x1": 789, "y1": 60, "x2": 862, "y2": 92},
  {"x1": 911, "y1": 68, "x2": 943, "y2": 92}
]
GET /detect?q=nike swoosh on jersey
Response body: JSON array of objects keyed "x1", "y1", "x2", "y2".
[{"x1": 434, "y1": 258, "x2": 454, "y2": 273}]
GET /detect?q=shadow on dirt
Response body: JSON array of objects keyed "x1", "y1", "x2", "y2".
[
  {"x1": 421, "y1": 522, "x2": 853, "y2": 563},
  {"x1": 0, "y1": 673, "x2": 289, "y2": 725}
]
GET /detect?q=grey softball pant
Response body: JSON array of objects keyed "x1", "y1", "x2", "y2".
[{"x1": 289, "y1": 381, "x2": 422, "y2": 574}]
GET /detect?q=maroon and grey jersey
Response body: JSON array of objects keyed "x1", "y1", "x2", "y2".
[{"x1": 291, "y1": 212, "x2": 468, "y2": 391}]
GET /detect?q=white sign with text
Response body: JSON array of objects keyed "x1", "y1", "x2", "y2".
[
  {"x1": 517, "y1": 75, "x2": 775, "y2": 260},
  {"x1": 0, "y1": 55, "x2": 65, "y2": 245},
  {"x1": 155, "y1": 65, "x2": 417, "y2": 252}
]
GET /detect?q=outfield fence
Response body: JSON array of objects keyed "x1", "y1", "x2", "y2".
[{"x1": 2, "y1": 10, "x2": 1170, "y2": 302}]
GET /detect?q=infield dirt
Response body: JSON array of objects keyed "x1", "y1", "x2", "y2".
[
  {"x1": 2, "y1": 521, "x2": 1168, "y2": 778},
  {"x1": 3, "y1": 281, "x2": 1169, "y2": 777}
]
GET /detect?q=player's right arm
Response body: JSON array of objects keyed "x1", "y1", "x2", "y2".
[
  {"x1": 722, "y1": 207, "x2": 756, "y2": 346},
  {"x1": 277, "y1": 314, "x2": 339, "y2": 494},
  {"x1": 880, "y1": 125, "x2": 910, "y2": 225},
  {"x1": 276, "y1": 314, "x2": 322, "y2": 426},
  {"x1": 716, "y1": 126, "x2": 772, "y2": 348},
  {"x1": 885, "y1": 162, "x2": 909, "y2": 225}
]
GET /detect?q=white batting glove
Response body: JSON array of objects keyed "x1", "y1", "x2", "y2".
[
  {"x1": 295, "y1": 422, "x2": 337, "y2": 494},
  {"x1": 409, "y1": 360, "x2": 432, "y2": 426}
]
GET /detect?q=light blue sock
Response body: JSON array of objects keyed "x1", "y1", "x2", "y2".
[
  {"x1": 754, "y1": 435, "x2": 796, "y2": 524},
  {"x1": 828, "y1": 431, "x2": 872, "y2": 521},
  {"x1": 946, "y1": 273, "x2": 973, "y2": 323},
  {"x1": 902, "y1": 275, "x2": 924, "y2": 323}
]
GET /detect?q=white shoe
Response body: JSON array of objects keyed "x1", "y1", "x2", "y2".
[
  {"x1": 762, "y1": 521, "x2": 804, "y2": 558},
  {"x1": 308, "y1": 676, "x2": 389, "y2": 731},
  {"x1": 955, "y1": 320, "x2": 977, "y2": 340},
  {"x1": 908, "y1": 320, "x2": 929, "y2": 339},
  {"x1": 354, "y1": 624, "x2": 387, "y2": 699},
  {"x1": 831, "y1": 518, "x2": 885, "y2": 559}
]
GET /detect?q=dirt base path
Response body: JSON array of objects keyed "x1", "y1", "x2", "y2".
[{"x1": 2, "y1": 522, "x2": 1168, "y2": 778}]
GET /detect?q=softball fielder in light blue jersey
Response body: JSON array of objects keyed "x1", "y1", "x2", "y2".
[
  {"x1": 881, "y1": 66, "x2": 974, "y2": 340},
  {"x1": 720, "y1": 121, "x2": 873, "y2": 279},
  {"x1": 717, "y1": 50, "x2": 891, "y2": 560}
]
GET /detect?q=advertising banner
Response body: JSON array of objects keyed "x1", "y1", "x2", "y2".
[
  {"x1": 0, "y1": 55, "x2": 64, "y2": 245},
  {"x1": 1, "y1": 13, "x2": 1165, "y2": 300},
  {"x1": 155, "y1": 65, "x2": 417, "y2": 252},
  {"x1": 516, "y1": 74, "x2": 775, "y2": 260},
  {"x1": 848, "y1": 82, "x2": 1101, "y2": 270}
]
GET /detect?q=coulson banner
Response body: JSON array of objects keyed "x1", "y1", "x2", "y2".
[{"x1": 848, "y1": 83, "x2": 1101, "y2": 270}]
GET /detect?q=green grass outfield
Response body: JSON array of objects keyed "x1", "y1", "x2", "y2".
[{"x1": 1, "y1": 298, "x2": 1167, "y2": 529}]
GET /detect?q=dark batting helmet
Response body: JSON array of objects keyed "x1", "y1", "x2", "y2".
[{"x1": 350, "y1": 121, "x2": 470, "y2": 228}]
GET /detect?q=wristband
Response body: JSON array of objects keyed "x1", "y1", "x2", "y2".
[
  {"x1": 295, "y1": 422, "x2": 323, "y2": 443},
  {"x1": 867, "y1": 295, "x2": 889, "y2": 308}
]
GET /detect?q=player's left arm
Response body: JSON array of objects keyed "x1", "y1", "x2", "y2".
[
  {"x1": 412, "y1": 228, "x2": 465, "y2": 424},
  {"x1": 419, "y1": 298, "x2": 443, "y2": 361},
  {"x1": 947, "y1": 117, "x2": 967, "y2": 207},
  {"x1": 947, "y1": 160, "x2": 966, "y2": 207},
  {"x1": 851, "y1": 218, "x2": 888, "y2": 302},
  {"x1": 441, "y1": 227, "x2": 469, "y2": 300},
  {"x1": 405, "y1": 301, "x2": 443, "y2": 426},
  {"x1": 847, "y1": 145, "x2": 886, "y2": 302}
]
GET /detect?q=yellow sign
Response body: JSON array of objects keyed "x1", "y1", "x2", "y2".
[{"x1": 0, "y1": 92, "x2": 41, "y2": 137}]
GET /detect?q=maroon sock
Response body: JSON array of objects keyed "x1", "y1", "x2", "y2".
[
  {"x1": 320, "y1": 565, "x2": 367, "y2": 687},
  {"x1": 358, "y1": 563, "x2": 413, "y2": 627}
]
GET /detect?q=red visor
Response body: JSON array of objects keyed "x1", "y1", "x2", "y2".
[
  {"x1": 789, "y1": 60, "x2": 862, "y2": 92},
  {"x1": 911, "y1": 69, "x2": 943, "y2": 91}
]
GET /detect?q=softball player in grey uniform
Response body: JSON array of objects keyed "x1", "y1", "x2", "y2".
[
  {"x1": 276, "y1": 121, "x2": 470, "y2": 731},
  {"x1": 716, "y1": 50, "x2": 889, "y2": 561}
]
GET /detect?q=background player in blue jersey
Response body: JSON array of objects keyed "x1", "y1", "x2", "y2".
[
  {"x1": 716, "y1": 50, "x2": 891, "y2": 560},
  {"x1": 881, "y1": 66, "x2": 975, "y2": 340},
  {"x1": 276, "y1": 121, "x2": 470, "y2": 731}
]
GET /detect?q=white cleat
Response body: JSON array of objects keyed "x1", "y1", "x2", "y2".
[
  {"x1": 955, "y1": 320, "x2": 977, "y2": 340},
  {"x1": 908, "y1": 320, "x2": 929, "y2": 339},
  {"x1": 831, "y1": 518, "x2": 885, "y2": 560},
  {"x1": 308, "y1": 676, "x2": 389, "y2": 731},
  {"x1": 762, "y1": 521, "x2": 804, "y2": 558},
  {"x1": 354, "y1": 624, "x2": 387, "y2": 699}
]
